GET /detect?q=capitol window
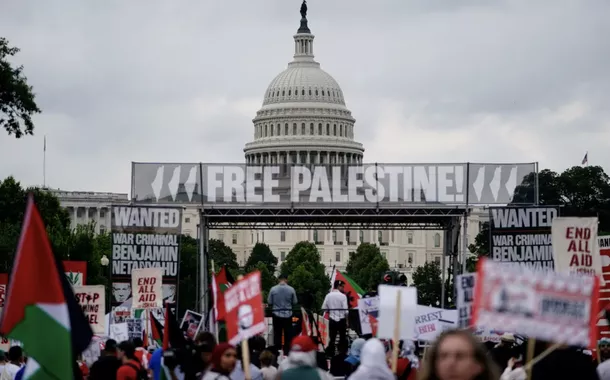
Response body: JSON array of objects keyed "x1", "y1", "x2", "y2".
[
  {"x1": 326, "y1": 124, "x2": 330, "y2": 135},
  {"x1": 288, "y1": 90, "x2": 291, "y2": 96},
  {"x1": 322, "y1": 90, "x2": 325, "y2": 96},
  {"x1": 333, "y1": 124, "x2": 337, "y2": 136},
  {"x1": 407, "y1": 232, "x2": 413, "y2": 244},
  {"x1": 270, "y1": 126, "x2": 274, "y2": 136},
  {"x1": 282, "y1": 90, "x2": 285, "y2": 96},
  {"x1": 318, "y1": 123, "x2": 322, "y2": 135},
  {"x1": 285, "y1": 124, "x2": 288, "y2": 135},
  {"x1": 281, "y1": 231, "x2": 286, "y2": 242},
  {"x1": 301, "y1": 123, "x2": 305, "y2": 135},
  {"x1": 310, "y1": 123, "x2": 314, "y2": 134},
  {"x1": 309, "y1": 89, "x2": 312, "y2": 95},
  {"x1": 302, "y1": 89, "x2": 305, "y2": 95},
  {"x1": 434, "y1": 233, "x2": 441, "y2": 248},
  {"x1": 315, "y1": 89, "x2": 318, "y2": 96},
  {"x1": 293, "y1": 123, "x2": 297, "y2": 135}
]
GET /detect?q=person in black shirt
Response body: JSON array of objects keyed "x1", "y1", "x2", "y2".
[{"x1": 89, "y1": 339, "x2": 122, "y2": 380}]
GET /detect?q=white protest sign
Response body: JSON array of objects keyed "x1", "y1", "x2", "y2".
[
  {"x1": 413, "y1": 305, "x2": 457, "y2": 341},
  {"x1": 473, "y1": 258, "x2": 600, "y2": 347},
  {"x1": 109, "y1": 323, "x2": 129, "y2": 342},
  {"x1": 552, "y1": 217, "x2": 601, "y2": 276},
  {"x1": 457, "y1": 274, "x2": 476, "y2": 328},
  {"x1": 131, "y1": 268, "x2": 163, "y2": 309},
  {"x1": 74, "y1": 285, "x2": 106, "y2": 335},
  {"x1": 377, "y1": 285, "x2": 417, "y2": 340},
  {"x1": 357, "y1": 296, "x2": 379, "y2": 335},
  {"x1": 0, "y1": 337, "x2": 10, "y2": 352}
]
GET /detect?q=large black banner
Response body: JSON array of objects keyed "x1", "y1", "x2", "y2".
[
  {"x1": 110, "y1": 205, "x2": 182, "y2": 320},
  {"x1": 489, "y1": 206, "x2": 559, "y2": 271}
]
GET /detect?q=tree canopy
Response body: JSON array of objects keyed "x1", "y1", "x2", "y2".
[
  {"x1": 345, "y1": 243, "x2": 390, "y2": 291},
  {"x1": 411, "y1": 261, "x2": 442, "y2": 306},
  {"x1": 245, "y1": 243, "x2": 278, "y2": 274},
  {"x1": 208, "y1": 238, "x2": 239, "y2": 271},
  {"x1": 280, "y1": 241, "x2": 329, "y2": 309},
  {"x1": 0, "y1": 38, "x2": 41, "y2": 138}
]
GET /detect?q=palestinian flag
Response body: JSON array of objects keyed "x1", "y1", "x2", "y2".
[
  {"x1": 162, "y1": 304, "x2": 186, "y2": 350},
  {"x1": 150, "y1": 311, "x2": 164, "y2": 347},
  {"x1": 0, "y1": 196, "x2": 93, "y2": 380},
  {"x1": 212, "y1": 267, "x2": 234, "y2": 321},
  {"x1": 330, "y1": 270, "x2": 365, "y2": 309}
]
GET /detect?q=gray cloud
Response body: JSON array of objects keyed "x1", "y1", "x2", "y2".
[{"x1": 0, "y1": 0, "x2": 608, "y2": 194}]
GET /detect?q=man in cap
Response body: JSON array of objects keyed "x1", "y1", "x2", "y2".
[{"x1": 277, "y1": 336, "x2": 333, "y2": 380}]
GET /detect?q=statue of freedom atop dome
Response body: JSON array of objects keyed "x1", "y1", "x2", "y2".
[{"x1": 300, "y1": 1, "x2": 307, "y2": 19}]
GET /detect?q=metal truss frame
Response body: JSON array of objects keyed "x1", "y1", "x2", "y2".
[{"x1": 201, "y1": 205, "x2": 466, "y2": 230}]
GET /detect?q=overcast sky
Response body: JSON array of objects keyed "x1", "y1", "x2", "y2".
[{"x1": 1, "y1": 0, "x2": 608, "y2": 194}]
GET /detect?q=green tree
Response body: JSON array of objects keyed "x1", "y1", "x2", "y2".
[
  {"x1": 345, "y1": 243, "x2": 390, "y2": 291},
  {"x1": 0, "y1": 38, "x2": 41, "y2": 138},
  {"x1": 411, "y1": 261, "x2": 442, "y2": 306},
  {"x1": 280, "y1": 241, "x2": 329, "y2": 309},
  {"x1": 245, "y1": 243, "x2": 278, "y2": 274},
  {"x1": 178, "y1": 235, "x2": 198, "y2": 315},
  {"x1": 254, "y1": 261, "x2": 276, "y2": 301},
  {"x1": 0, "y1": 176, "x2": 71, "y2": 272},
  {"x1": 208, "y1": 238, "x2": 238, "y2": 271}
]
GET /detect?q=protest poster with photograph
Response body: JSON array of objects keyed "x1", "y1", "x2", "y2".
[
  {"x1": 126, "y1": 318, "x2": 143, "y2": 340},
  {"x1": 552, "y1": 217, "x2": 601, "y2": 276},
  {"x1": 489, "y1": 206, "x2": 558, "y2": 271},
  {"x1": 358, "y1": 296, "x2": 379, "y2": 336},
  {"x1": 110, "y1": 323, "x2": 129, "y2": 342},
  {"x1": 74, "y1": 285, "x2": 105, "y2": 334},
  {"x1": 457, "y1": 273, "x2": 476, "y2": 328},
  {"x1": 110, "y1": 205, "x2": 182, "y2": 311},
  {"x1": 224, "y1": 271, "x2": 265, "y2": 345},
  {"x1": 181, "y1": 310, "x2": 205, "y2": 340},
  {"x1": 131, "y1": 267, "x2": 163, "y2": 309},
  {"x1": 472, "y1": 258, "x2": 600, "y2": 347}
]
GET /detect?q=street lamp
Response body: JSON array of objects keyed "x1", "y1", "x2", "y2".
[{"x1": 100, "y1": 255, "x2": 111, "y2": 318}]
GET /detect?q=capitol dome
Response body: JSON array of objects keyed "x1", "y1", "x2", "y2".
[{"x1": 244, "y1": 5, "x2": 364, "y2": 166}]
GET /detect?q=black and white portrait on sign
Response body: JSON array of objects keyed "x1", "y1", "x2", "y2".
[
  {"x1": 163, "y1": 284, "x2": 177, "y2": 304},
  {"x1": 112, "y1": 282, "x2": 131, "y2": 303}
]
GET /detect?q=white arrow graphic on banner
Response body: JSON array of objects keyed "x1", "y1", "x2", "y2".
[
  {"x1": 168, "y1": 166, "x2": 181, "y2": 201},
  {"x1": 504, "y1": 167, "x2": 518, "y2": 201},
  {"x1": 471, "y1": 167, "x2": 485, "y2": 202},
  {"x1": 151, "y1": 166, "x2": 165, "y2": 201},
  {"x1": 489, "y1": 167, "x2": 502, "y2": 202},
  {"x1": 184, "y1": 166, "x2": 198, "y2": 201}
]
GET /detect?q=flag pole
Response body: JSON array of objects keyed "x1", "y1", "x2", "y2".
[{"x1": 43, "y1": 136, "x2": 47, "y2": 188}]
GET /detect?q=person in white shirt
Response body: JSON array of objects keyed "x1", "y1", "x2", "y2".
[
  {"x1": 0, "y1": 346, "x2": 23, "y2": 380},
  {"x1": 321, "y1": 280, "x2": 348, "y2": 356}
]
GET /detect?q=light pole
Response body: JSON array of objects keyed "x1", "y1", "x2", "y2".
[{"x1": 100, "y1": 255, "x2": 110, "y2": 317}]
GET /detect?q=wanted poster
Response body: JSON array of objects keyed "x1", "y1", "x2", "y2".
[
  {"x1": 132, "y1": 267, "x2": 163, "y2": 309},
  {"x1": 489, "y1": 206, "x2": 558, "y2": 271},
  {"x1": 473, "y1": 258, "x2": 600, "y2": 347},
  {"x1": 111, "y1": 205, "x2": 182, "y2": 310}
]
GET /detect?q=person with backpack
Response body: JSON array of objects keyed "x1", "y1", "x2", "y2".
[{"x1": 117, "y1": 341, "x2": 147, "y2": 380}]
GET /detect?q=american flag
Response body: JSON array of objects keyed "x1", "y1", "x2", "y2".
[{"x1": 582, "y1": 152, "x2": 588, "y2": 165}]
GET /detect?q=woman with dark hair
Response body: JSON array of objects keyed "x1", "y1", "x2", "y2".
[
  {"x1": 417, "y1": 329, "x2": 500, "y2": 380},
  {"x1": 201, "y1": 343, "x2": 238, "y2": 380}
]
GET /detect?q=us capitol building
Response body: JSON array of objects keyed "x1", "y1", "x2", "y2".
[{"x1": 49, "y1": 4, "x2": 487, "y2": 282}]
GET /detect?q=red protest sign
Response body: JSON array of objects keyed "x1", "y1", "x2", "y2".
[
  {"x1": 472, "y1": 258, "x2": 600, "y2": 347},
  {"x1": 224, "y1": 271, "x2": 265, "y2": 345}
]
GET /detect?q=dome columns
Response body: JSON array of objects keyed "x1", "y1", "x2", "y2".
[{"x1": 246, "y1": 151, "x2": 363, "y2": 165}]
